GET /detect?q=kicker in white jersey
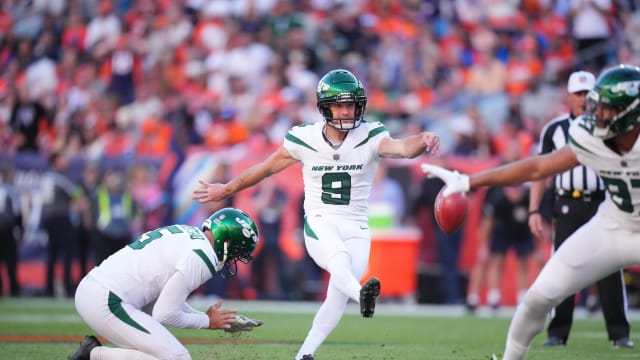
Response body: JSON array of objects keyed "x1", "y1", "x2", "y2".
[{"x1": 284, "y1": 121, "x2": 389, "y2": 220}]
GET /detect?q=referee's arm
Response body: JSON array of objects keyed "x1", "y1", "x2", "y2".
[
  {"x1": 528, "y1": 180, "x2": 546, "y2": 240},
  {"x1": 528, "y1": 119, "x2": 557, "y2": 240}
]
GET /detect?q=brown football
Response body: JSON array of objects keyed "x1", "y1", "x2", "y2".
[{"x1": 434, "y1": 188, "x2": 468, "y2": 234}]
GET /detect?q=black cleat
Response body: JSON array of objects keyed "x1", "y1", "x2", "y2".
[
  {"x1": 613, "y1": 337, "x2": 634, "y2": 349},
  {"x1": 68, "y1": 335, "x2": 101, "y2": 360},
  {"x1": 360, "y1": 277, "x2": 381, "y2": 318},
  {"x1": 542, "y1": 336, "x2": 566, "y2": 347},
  {"x1": 300, "y1": 355, "x2": 315, "y2": 360}
]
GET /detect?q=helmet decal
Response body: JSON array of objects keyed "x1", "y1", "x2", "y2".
[
  {"x1": 584, "y1": 64, "x2": 640, "y2": 139},
  {"x1": 611, "y1": 80, "x2": 640, "y2": 96},
  {"x1": 317, "y1": 81, "x2": 330, "y2": 93}
]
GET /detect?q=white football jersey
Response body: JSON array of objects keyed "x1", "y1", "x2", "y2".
[
  {"x1": 89, "y1": 224, "x2": 219, "y2": 308},
  {"x1": 568, "y1": 118, "x2": 640, "y2": 231},
  {"x1": 284, "y1": 121, "x2": 389, "y2": 220}
]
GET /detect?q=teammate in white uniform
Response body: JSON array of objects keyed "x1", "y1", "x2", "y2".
[
  {"x1": 422, "y1": 64, "x2": 640, "y2": 360},
  {"x1": 193, "y1": 69, "x2": 441, "y2": 360},
  {"x1": 68, "y1": 207, "x2": 263, "y2": 360}
]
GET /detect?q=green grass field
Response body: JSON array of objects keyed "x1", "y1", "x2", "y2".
[{"x1": 0, "y1": 298, "x2": 638, "y2": 360}]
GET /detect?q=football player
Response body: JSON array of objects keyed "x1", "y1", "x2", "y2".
[
  {"x1": 68, "y1": 207, "x2": 263, "y2": 360},
  {"x1": 423, "y1": 64, "x2": 640, "y2": 360},
  {"x1": 193, "y1": 69, "x2": 441, "y2": 360}
]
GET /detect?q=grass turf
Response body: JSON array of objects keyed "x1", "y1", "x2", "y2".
[{"x1": 0, "y1": 298, "x2": 637, "y2": 359}]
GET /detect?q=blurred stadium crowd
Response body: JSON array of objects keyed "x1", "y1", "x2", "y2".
[{"x1": 1, "y1": 0, "x2": 640, "y2": 303}]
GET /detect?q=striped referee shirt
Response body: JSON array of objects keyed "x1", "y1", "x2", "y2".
[{"x1": 538, "y1": 113, "x2": 604, "y2": 192}]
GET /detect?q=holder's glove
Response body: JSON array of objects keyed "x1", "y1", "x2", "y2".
[
  {"x1": 421, "y1": 164, "x2": 470, "y2": 197},
  {"x1": 225, "y1": 314, "x2": 264, "y2": 333}
]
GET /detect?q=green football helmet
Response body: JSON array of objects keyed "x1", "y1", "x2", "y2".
[
  {"x1": 584, "y1": 64, "x2": 640, "y2": 139},
  {"x1": 317, "y1": 69, "x2": 367, "y2": 130},
  {"x1": 202, "y1": 207, "x2": 259, "y2": 277}
]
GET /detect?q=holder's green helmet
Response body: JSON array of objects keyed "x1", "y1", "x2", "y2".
[
  {"x1": 202, "y1": 207, "x2": 259, "y2": 277},
  {"x1": 585, "y1": 64, "x2": 640, "y2": 139},
  {"x1": 316, "y1": 69, "x2": 367, "y2": 130}
]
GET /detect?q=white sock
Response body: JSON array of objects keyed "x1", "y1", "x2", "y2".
[
  {"x1": 467, "y1": 293, "x2": 479, "y2": 306},
  {"x1": 295, "y1": 282, "x2": 349, "y2": 359},
  {"x1": 503, "y1": 288, "x2": 554, "y2": 360},
  {"x1": 488, "y1": 288, "x2": 501, "y2": 307}
]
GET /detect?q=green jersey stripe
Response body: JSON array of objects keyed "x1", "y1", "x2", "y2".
[
  {"x1": 304, "y1": 217, "x2": 319, "y2": 240},
  {"x1": 108, "y1": 292, "x2": 150, "y2": 334},
  {"x1": 568, "y1": 134, "x2": 596, "y2": 156},
  {"x1": 193, "y1": 249, "x2": 217, "y2": 276},
  {"x1": 354, "y1": 126, "x2": 387, "y2": 148},
  {"x1": 578, "y1": 122, "x2": 590, "y2": 132},
  {"x1": 285, "y1": 133, "x2": 318, "y2": 152}
]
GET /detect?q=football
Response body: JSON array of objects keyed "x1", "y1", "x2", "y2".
[{"x1": 434, "y1": 187, "x2": 468, "y2": 234}]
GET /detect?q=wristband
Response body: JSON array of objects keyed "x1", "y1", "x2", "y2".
[{"x1": 528, "y1": 210, "x2": 540, "y2": 217}]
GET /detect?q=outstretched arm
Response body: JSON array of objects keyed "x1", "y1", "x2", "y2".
[
  {"x1": 193, "y1": 146, "x2": 298, "y2": 203},
  {"x1": 378, "y1": 132, "x2": 440, "y2": 159},
  {"x1": 422, "y1": 146, "x2": 579, "y2": 196},
  {"x1": 470, "y1": 146, "x2": 578, "y2": 188}
]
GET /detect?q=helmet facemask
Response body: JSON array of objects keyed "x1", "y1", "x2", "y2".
[
  {"x1": 210, "y1": 237, "x2": 255, "y2": 278},
  {"x1": 318, "y1": 95, "x2": 367, "y2": 131}
]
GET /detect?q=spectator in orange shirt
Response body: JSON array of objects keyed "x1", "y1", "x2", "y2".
[
  {"x1": 61, "y1": 12, "x2": 86, "y2": 50},
  {"x1": 136, "y1": 117, "x2": 172, "y2": 156},
  {"x1": 505, "y1": 35, "x2": 543, "y2": 97},
  {"x1": 491, "y1": 116, "x2": 535, "y2": 159}
]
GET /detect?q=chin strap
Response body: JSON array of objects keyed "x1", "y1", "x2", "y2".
[{"x1": 215, "y1": 241, "x2": 229, "y2": 271}]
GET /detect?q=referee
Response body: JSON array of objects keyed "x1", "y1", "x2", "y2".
[{"x1": 528, "y1": 70, "x2": 633, "y2": 348}]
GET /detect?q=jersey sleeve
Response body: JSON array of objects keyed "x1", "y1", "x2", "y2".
[
  {"x1": 152, "y1": 271, "x2": 209, "y2": 329},
  {"x1": 363, "y1": 122, "x2": 389, "y2": 160},
  {"x1": 567, "y1": 118, "x2": 598, "y2": 164},
  {"x1": 283, "y1": 124, "x2": 317, "y2": 160}
]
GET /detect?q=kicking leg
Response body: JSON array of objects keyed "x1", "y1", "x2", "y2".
[{"x1": 295, "y1": 277, "x2": 349, "y2": 359}]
